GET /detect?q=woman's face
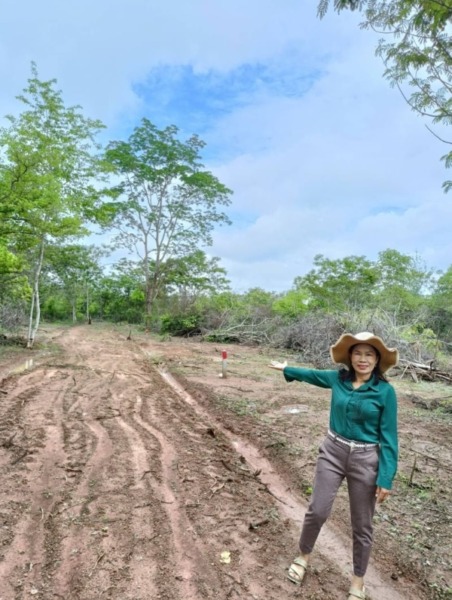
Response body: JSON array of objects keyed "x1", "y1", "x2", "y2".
[{"x1": 350, "y1": 343, "x2": 379, "y2": 380}]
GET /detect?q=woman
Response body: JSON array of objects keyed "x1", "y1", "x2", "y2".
[{"x1": 270, "y1": 331, "x2": 398, "y2": 600}]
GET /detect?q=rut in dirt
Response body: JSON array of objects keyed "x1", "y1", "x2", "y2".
[{"x1": 0, "y1": 326, "x2": 426, "y2": 600}]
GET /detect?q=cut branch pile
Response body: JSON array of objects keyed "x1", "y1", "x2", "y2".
[{"x1": 394, "y1": 359, "x2": 452, "y2": 384}]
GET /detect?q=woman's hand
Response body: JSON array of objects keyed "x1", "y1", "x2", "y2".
[
  {"x1": 375, "y1": 487, "x2": 391, "y2": 503},
  {"x1": 269, "y1": 360, "x2": 288, "y2": 371}
]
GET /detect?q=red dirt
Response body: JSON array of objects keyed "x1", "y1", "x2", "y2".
[{"x1": 0, "y1": 324, "x2": 449, "y2": 600}]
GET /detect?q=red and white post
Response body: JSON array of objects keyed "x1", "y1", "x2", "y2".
[{"x1": 221, "y1": 350, "x2": 228, "y2": 379}]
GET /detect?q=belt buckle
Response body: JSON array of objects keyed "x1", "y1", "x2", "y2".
[{"x1": 349, "y1": 441, "x2": 356, "y2": 452}]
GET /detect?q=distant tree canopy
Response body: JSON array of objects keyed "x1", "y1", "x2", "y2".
[
  {"x1": 293, "y1": 249, "x2": 434, "y2": 316},
  {"x1": 318, "y1": 0, "x2": 452, "y2": 190}
]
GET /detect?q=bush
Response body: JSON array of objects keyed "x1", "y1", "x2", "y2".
[{"x1": 160, "y1": 313, "x2": 201, "y2": 336}]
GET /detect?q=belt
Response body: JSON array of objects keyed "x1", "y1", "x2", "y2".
[{"x1": 327, "y1": 429, "x2": 378, "y2": 450}]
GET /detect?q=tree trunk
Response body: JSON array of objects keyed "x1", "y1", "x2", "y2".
[
  {"x1": 27, "y1": 240, "x2": 45, "y2": 349},
  {"x1": 27, "y1": 290, "x2": 35, "y2": 347},
  {"x1": 86, "y1": 279, "x2": 91, "y2": 323}
]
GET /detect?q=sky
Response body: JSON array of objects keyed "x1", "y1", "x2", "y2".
[{"x1": 1, "y1": 0, "x2": 450, "y2": 293}]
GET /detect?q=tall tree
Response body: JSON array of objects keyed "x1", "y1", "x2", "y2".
[
  {"x1": 318, "y1": 0, "x2": 452, "y2": 189},
  {"x1": 0, "y1": 64, "x2": 108, "y2": 345},
  {"x1": 105, "y1": 118, "x2": 232, "y2": 328}
]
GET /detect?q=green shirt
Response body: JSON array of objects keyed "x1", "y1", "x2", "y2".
[{"x1": 283, "y1": 367, "x2": 398, "y2": 490}]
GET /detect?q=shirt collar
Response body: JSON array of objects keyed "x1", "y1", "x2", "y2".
[
  {"x1": 359, "y1": 377, "x2": 380, "y2": 391},
  {"x1": 345, "y1": 377, "x2": 380, "y2": 391}
]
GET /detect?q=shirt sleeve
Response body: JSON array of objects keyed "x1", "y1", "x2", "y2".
[
  {"x1": 376, "y1": 384, "x2": 398, "y2": 489},
  {"x1": 283, "y1": 367, "x2": 337, "y2": 389}
]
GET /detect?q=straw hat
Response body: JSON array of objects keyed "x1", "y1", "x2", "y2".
[{"x1": 330, "y1": 331, "x2": 399, "y2": 373}]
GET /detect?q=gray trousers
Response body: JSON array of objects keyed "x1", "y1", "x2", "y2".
[{"x1": 299, "y1": 435, "x2": 379, "y2": 576}]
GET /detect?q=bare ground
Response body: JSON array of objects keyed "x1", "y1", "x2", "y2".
[{"x1": 0, "y1": 324, "x2": 450, "y2": 600}]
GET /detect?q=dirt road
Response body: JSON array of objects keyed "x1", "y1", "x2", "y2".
[{"x1": 0, "y1": 325, "x2": 446, "y2": 599}]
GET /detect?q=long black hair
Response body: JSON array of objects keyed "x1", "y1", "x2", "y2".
[{"x1": 339, "y1": 344, "x2": 388, "y2": 383}]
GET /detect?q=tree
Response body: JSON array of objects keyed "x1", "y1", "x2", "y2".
[
  {"x1": 95, "y1": 262, "x2": 147, "y2": 324},
  {"x1": 0, "y1": 245, "x2": 27, "y2": 302},
  {"x1": 429, "y1": 264, "x2": 452, "y2": 337},
  {"x1": 45, "y1": 244, "x2": 104, "y2": 323},
  {"x1": 272, "y1": 288, "x2": 310, "y2": 320},
  {"x1": 295, "y1": 254, "x2": 378, "y2": 311},
  {"x1": 318, "y1": 0, "x2": 452, "y2": 190},
  {"x1": 374, "y1": 248, "x2": 434, "y2": 317},
  {"x1": 105, "y1": 118, "x2": 232, "y2": 328},
  {"x1": 160, "y1": 251, "x2": 230, "y2": 310},
  {"x1": 0, "y1": 64, "x2": 108, "y2": 345}
]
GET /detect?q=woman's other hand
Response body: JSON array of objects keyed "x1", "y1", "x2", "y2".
[
  {"x1": 269, "y1": 360, "x2": 288, "y2": 371},
  {"x1": 376, "y1": 487, "x2": 391, "y2": 503}
]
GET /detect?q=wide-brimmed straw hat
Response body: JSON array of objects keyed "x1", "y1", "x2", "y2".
[{"x1": 330, "y1": 331, "x2": 399, "y2": 373}]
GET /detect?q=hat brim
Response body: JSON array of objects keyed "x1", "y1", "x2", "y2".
[{"x1": 330, "y1": 332, "x2": 399, "y2": 373}]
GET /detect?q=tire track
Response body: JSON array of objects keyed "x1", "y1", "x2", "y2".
[
  {"x1": 137, "y1": 368, "x2": 292, "y2": 600},
  {"x1": 0, "y1": 369, "x2": 71, "y2": 599}
]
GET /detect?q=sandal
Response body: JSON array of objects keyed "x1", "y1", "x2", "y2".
[
  {"x1": 348, "y1": 587, "x2": 366, "y2": 599},
  {"x1": 287, "y1": 556, "x2": 308, "y2": 585}
]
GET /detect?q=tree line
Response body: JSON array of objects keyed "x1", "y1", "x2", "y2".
[{"x1": 2, "y1": 54, "x2": 452, "y2": 359}]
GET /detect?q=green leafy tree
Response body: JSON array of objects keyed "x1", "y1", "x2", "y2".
[
  {"x1": 160, "y1": 251, "x2": 230, "y2": 309},
  {"x1": 104, "y1": 118, "x2": 232, "y2": 328},
  {"x1": 374, "y1": 249, "x2": 434, "y2": 317},
  {"x1": 272, "y1": 288, "x2": 310, "y2": 320},
  {"x1": 429, "y1": 264, "x2": 452, "y2": 338},
  {"x1": 0, "y1": 245, "x2": 28, "y2": 303},
  {"x1": 318, "y1": 0, "x2": 452, "y2": 190},
  {"x1": 46, "y1": 244, "x2": 104, "y2": 322},
  {"x1": 95, "y1": 262, "x2": 146, "y2": 323},
  {"x1": 295, "y1": 254, "x2": 378, "y2": 312},
  {"x1": 0, "y1": 64, "x2": 108, "y2": 345}
]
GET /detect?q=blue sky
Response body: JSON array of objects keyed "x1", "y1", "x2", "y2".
[{"x1": 1, "y1": 0, "x2": 450, "y2": 292}]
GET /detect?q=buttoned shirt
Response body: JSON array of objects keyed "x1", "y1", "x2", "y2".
[{"x1": 283, "y1": 367, "x2": 398, "y2": 489}]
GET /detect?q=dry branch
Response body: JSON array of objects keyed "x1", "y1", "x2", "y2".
[{"x1": 394, "y1": 359, "x2": 452, "y2": 384}]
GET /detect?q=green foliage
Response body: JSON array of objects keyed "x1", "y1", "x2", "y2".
[
  {"x1": 374, "y1": 249, "x2": 434, "y2": 318},
  {"x1": 160, "y1": 250, "x2": 230, "y2": 305},
  {"x1": 94, "y1": 266, "x2": 145, "y2": 323},
  {"x1": 0, "y1": 63, "x2": 107, "y2": 245},
  {"x1": 428, "y1": 265, "x2": 452, "y2": 337},
  {"x1": 295, "y1": 254, "x2": 378, "y2": 312},
  {"x1": 272, "y1": 289, "x2": 309, "y2": 320},
  {"x1": 400, "y1": 324, "x2": 439, "y2": 353},
  {"x1": 0, "y1": 244, "x2": 29, "y2": 304},
  {"x1": 36, "y1": 244, "x2": 105, "y2": 322},
  {"x1": 42, "y1": 296, "x2": 72, "y2": 321},
  {"x1": 242, "y1": 287, "x2": 275, "y2": 308},
  {"x1": 288, "y1": 250, "x2": 433, "y2": 323},
  {"x1": 160, "y1": 313, "x2": 201, "y2": 336},
  {"x1": 197, "y1": 291, "x2": 243, "y2": 313},
  {"x1": 318, "y1": 0, "x2": 452, "y2": 190},
  {"x1": 0, "y1": 245, "x2": 22, "y2": 276}
]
